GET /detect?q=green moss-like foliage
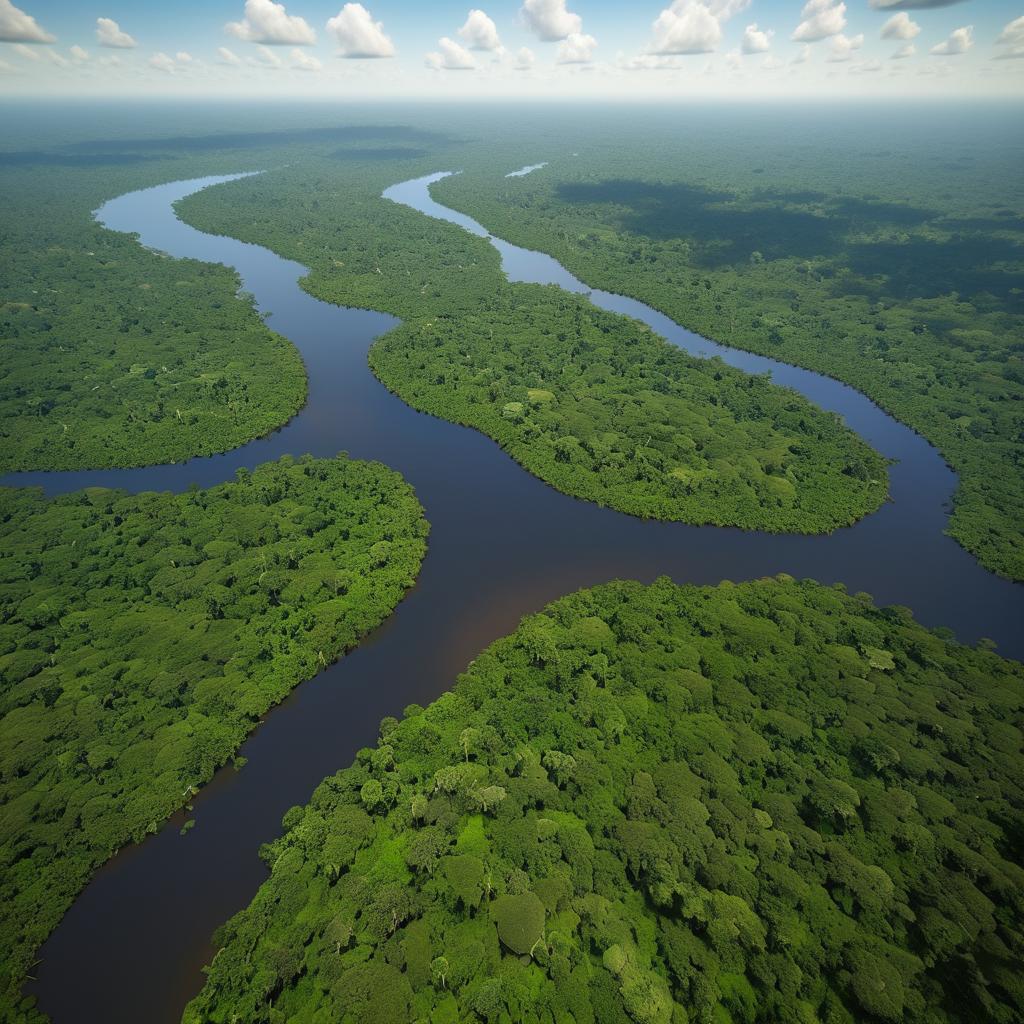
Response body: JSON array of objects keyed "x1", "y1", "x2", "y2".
[
  {"x1": 0, "y1": 164, "x2": 306, "y2": 472},
  {"x1": 370, "y1": 289, "x2": 888, "y2": 532},
  {"x1": 0, "y1": 454, "x2": 428, "y2": 1017},
  {"x1": 181, "y1": 163, "x2": 888, "y2": 535},
  {"x1": 183, "y1": 576, "x2": 1024, "y2": 1024}
]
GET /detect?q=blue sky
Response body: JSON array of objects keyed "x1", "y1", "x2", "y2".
[{"x1": 1, "y1": 1, "x2": 1022, "y2": 97}]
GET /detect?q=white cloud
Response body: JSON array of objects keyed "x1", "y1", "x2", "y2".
[
  {"x1": 724, "y1": 47, "x2": 742, "y2": 70},
  {"x1": 96, "y1": 17, "x2": 136, "y2": 49},
  {"x1": 521, "y1": 0, "x2": 581, "y2": 42},
  {"x1": 425, "y1": 36, "x2": 476, "y2": 70},
  {"x1": 514, "y1": 45, "x2": 535, "y2": 68},
  {"x1": 650, "y1": 2, "x2": 722, "y2": 55},
  {"x1": 881, "y1": 12, "x2": 919, "y2": 40},
  {"x1": 459, "y1": 9, "x2": 501, "y2": 51},
  {"x1": 97, "y1": 54, "x2": 120, "y2": 67},
  {"x1": 148, "y1": 52, "x2": 177, "y2": 73},
  {"x1": 827, "y1": 32, "x2": 863, "y2": 61},
  {"x1": 176, "y1": 51, "x2": 194, "y2": 64},
  {"x1": 291, "y1": 47, "x2": 321, "y2": 70},
  {"x1": 995, "y1": 16, "x2": 1024, "y2": 60},
  {"x1": 793, "y1": 0, "x2": 846, "y2": 42},
  {"x1": 741, "y1": 23, "x2": 772, "y2": 54},
  {"x1": 0, "y1": 57, "x2": 12, "y2": 71},
  {"x1": 70, "y1": 44, "x2": 88, "y2": 61},
  {"x1": 930, "y1": 25, "x2": 972, "y2": 55},
  {"x1": 891, "y1": 43, "x2": 915, "y2": 58},
  {"x1": 13, "y1": 42, "x2": 38, "y2": 59},
  {"x1": 557, "y1": 31, "x2": 597, "y2": 63},
  {"x1": 791, "y1": 44, "x2": 811, "y2": 64},
  {"x1": 0, "y1": 0, "x2": 54, "y2": 43},
  {"x1": 326, "y1": 4, "x2": 394, "y2": 58},
  {"x1": 761, "y1": 54, "x2": 783, "y2": 70},
  {"x1": 249, "y1": 44, "x2": 284, "y2": 67},
  {"x1": 226, "y1": 0, "x2": 315, "y2": 45},
  {"x1": 217, "y1": 46, "x2": 243, "y2": 65}
]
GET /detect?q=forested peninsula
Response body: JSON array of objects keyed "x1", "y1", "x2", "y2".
[
  {"x1": 180, "y1": 163, "x2": 888, "y2": 534},
  {"x1": 0, "y1": 454, "x2": 427, "y2": 1020},
  {"x1": 183, "y1": 575, "x2": 1024, "y2": 1024},
  {"x1": 0, "y1": 164, "x2": 306, "y2": 472}
]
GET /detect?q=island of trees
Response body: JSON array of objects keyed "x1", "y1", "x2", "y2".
[
  {"x1": 183, "y1": 576, "x2": 1023, "y2": 1024},
  {"x1": 0, "y1": 454, "x2": 427, "y2": 1019}
]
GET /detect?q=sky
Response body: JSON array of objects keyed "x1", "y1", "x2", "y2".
[{"x1": 0, "y1": 0, "x2": 1022, "y2": 99}]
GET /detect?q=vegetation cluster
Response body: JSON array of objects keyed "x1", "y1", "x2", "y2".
[
  {"x1": 432, "y1": 121, "x2": 1024, "y2": 577},
  {"x1": 0, "y1": 454, "x2": 427, "y2": 1019},
  {"x1": 0, "y1": 164, "x2": 307, "y2": 471},
  {"x1": 183, "y1": 576, "x2": 1024, "y2": 1024}
]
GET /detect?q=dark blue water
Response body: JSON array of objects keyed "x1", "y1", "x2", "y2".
[{"x1": 15, "y1": 171, "x2": 1022, "y2": 1024}]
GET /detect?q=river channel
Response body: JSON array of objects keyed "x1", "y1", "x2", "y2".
[{"x1": 9, "y1": 169, "x2": 1022, "y2": 1024}]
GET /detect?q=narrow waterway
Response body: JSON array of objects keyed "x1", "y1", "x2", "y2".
[{"x1": 11, "y1": 170, "x2": 1022, "y2": 1024}]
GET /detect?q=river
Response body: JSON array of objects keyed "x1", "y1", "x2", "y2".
[{"x1": 9, "y1": 170, "x2": 1022, "y2": 1024}]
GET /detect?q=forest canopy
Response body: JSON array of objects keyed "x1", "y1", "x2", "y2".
[
  {"x1": 183, "y1": 575, "x2": 1024, "y2": 1024},
  {"x1": 432, "y1": 121, "x2": 1024, "y2": 578},
  {"x1": 0, "y1": 454, "x2": 427, "y2": 1019},
  {"x1": 181, "y1": 162, "x2": 888, "y2": 535}
]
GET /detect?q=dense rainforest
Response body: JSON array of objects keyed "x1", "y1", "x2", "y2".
[
  {"x1": 183, "y1": 576, "x2": 1024, "y2": 1024},
  {"x1": 370, "y1": 286, "x2": 885, "y2": 532},
  {"x1": 431, "y1": 112, "x2": 1024, "y2": 579},
  {"x1": 0, "y1": 163, "x2": 306, "y2": 472},
  {"x1": 0, "y1": 455, "x2": 427, "y2": 1020},
  {"x1": 181, "y1": 161, "x2": 887, "y2": 533}
]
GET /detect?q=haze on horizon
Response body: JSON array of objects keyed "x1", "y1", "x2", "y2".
[{"x1": 1, "y1": 0, "x2": 1023, "y2": 101}]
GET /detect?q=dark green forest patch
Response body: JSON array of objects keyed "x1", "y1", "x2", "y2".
[
  {"x1": 183, "y1": 575, "x2": 1024, "y2": 1024},
  {"x1": 0, "y1": 454, "x2": 428, "y2": 1018}
]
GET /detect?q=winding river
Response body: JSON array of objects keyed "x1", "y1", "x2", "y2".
[{"x1": 8, "y1": 170, "x2": 1023, "y2": 1024}]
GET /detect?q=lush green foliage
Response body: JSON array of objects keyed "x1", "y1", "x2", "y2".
[
  {"x1": 432, "y1": 112, "x2": 1024, "y2": 577},
  {"x1": 183, "y1": 576, "x2": 1024, "y2": 1024},
  {"x1": 370, "y1": 287, "x2": 886, "y2": 531},
  {"x1": 0, "y1": 163, "x2": 306, "y2": 472},
  {"x1": 182, "y1": 162, "x2": 887, "y2": 533},
  {"x1": 0, "y1": 455, "x2": 427, "y2": 1016}
]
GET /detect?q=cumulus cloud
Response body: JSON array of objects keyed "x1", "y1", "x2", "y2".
[
  {"x1": 521, "y1": 0, "x2": 581, "y2": 42},
  {"x1": 849, "y1": 57, "x2": 881, "y2": 73},
  {"x1": 650, "y1": 2, "x2": 722, "y2": 55},
  {"x1": 514, "y1": 45, "x2": 535, "y2": 68},
  {"x1": 42, "y1": 47, "x2": 69, "y2": 67},
  {"x1": 827, "y1": 32, "x2": 863, "y2": 61},
  {"x1": 459, "y1": 9, "x2": 501, "y2": 51},
  {"x1": 930, "y1": 25, "x2": 972, "y2": 55},
  {"x1": 226, "y1": 0, "x2": 315, "y2": 45},
  {"x1": 97, "y1": 54, "x2": 120, "y2": 67},
  {"x1": 327, "y1": 3, "x2": 394, "y2": 57},
  {"x1": 761, "y1": 54, "x2": 783, "y2": 70},
  {"x1": 791, "y1": 44, "x2": 811, "y2": 64},
  {"x1": 96, "y1": 17, "x2": 136, "y2": 48},
  {"x1": 869, "y1": 0, "x2": 967, "y2": 8},
  {"x1": 69, "y1": 44, "x2": 88, "y2": 61},
  {"x1": 13, "y1": 41, "x2": 38, "y2": 59},
  {"x1": 425, "y1": 36, "x2": 476, "y2": 70},
  {"x1": 891, "y1": 42, "x2": 915, "y2": 58},
  {"x1": 881, "y1": 12, "x2": 919, "y2": 40},
  {"x1": 218, "y1": 46, "x2": 243, "y2": 65},
  {"x1": 995, "y1": 16, "x2": 1024, "y2": 59},
  {"x1": 793, "y1": 0, "x2": 846, "y2": 42},
  {"x1": 148, "y1": 52, "x2": 177, "y2": 73},
  {"x1": 741, "y1": 23, "x2": 772, "y2": 53},
  {"x1": 0, "y1": 0, "x2": 54, "y2": 43},
  {"x1": 557, "y1": 31, "x2": 597, "y2": 63},
  {"x1": 290, "y1": 47, "x2": 321, "y2": 70}
]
